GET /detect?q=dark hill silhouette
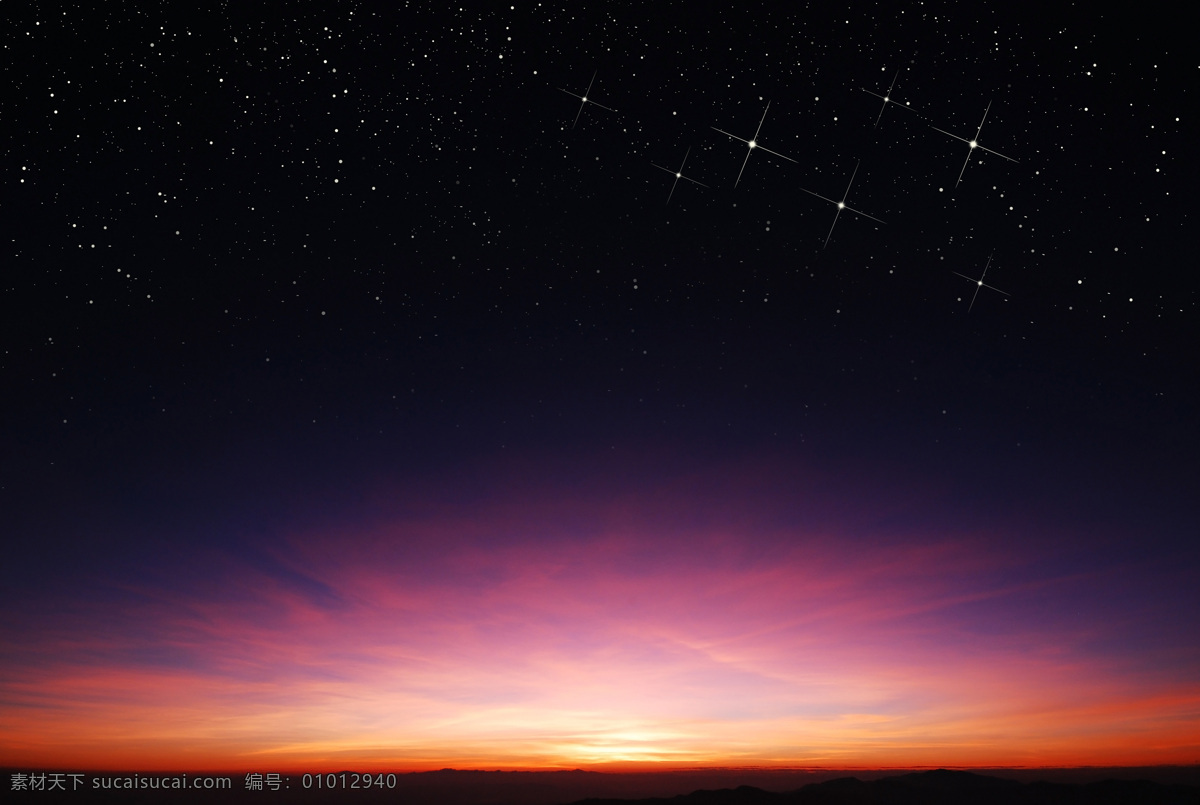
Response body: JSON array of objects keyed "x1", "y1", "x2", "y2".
[
  {"x1": 6, "y1": 767, "x2": 1197, "y2": 805},
  {"x1": 565, "y1": 769, "x2": 1200, "y2": 805}
]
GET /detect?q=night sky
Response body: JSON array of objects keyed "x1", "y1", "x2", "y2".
[{"x1": 3, "y1": 3, "x2": 1198, "y2": 773}]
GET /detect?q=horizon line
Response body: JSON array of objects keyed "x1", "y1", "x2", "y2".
[{"x1": 7, "y1": 763, "x2": 1198, "y2": 775}]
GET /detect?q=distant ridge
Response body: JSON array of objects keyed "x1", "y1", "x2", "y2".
[
  {"x1": 4, "y1": 767, "x2": 1196, "y2": 805},
  {"x1": 566, "y1": 769, "x2": 1200, "y2": 805}
]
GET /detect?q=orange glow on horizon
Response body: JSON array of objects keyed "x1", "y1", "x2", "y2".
[{"x1": 3, "y1": 473, "x2": 1199, "y2": 774}]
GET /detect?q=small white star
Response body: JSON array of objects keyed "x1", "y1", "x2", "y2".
[
  {"x1": 650, "y1": 146, "x2": 709, "y2": 206},
  {"x1": 712, "y1": 101, "x2": 798, "y2": 188},
  {"x1": 862, "y1": 70, "x2": 924, "y2": 128},
  {"x1": 798, "y1": 159, "x2": 886, "y2": 248},
  {"x1": 931, "y1": 100, "x2": 1018, "y2": 187},
  {"x1": 953, "y1": 252, "x2": 1010, "y2": 311},
  {"x1": 557, "y1": 71, "x2": 616, "y2": 129}
]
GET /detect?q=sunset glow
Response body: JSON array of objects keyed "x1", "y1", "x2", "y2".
[{"x1": 4, "y1": 459, "x2": 1197, "y2": 772}]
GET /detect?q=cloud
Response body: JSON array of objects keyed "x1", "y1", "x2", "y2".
[{"x1": 3, "y1": 458, "x2": 1198, "y2": 769}]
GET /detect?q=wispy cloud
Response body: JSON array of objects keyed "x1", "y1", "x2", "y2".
[{"x1": 3, "y1": 462, "x2": 1197, "y2": 770}]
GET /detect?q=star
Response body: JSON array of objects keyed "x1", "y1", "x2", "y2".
[{"x1": 712, "y1": 101, "x2": 798, "y2": 188}]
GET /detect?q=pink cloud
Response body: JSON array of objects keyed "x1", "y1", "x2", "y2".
[{"x1": 3, "y1": 459, "x2": 1197, "y2": 770}]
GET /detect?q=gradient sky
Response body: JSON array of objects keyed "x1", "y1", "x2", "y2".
[
  {"x1": 4, "y1": 454, "x2": 1198, "y2": 770},
  {"x1": 2, "y1": 2, "x2": 1198, "y2": 774}
]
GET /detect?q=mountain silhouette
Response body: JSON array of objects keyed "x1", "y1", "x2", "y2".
[{"x1": 565, "y1": 769, "x2": 1200, "y2": 805}]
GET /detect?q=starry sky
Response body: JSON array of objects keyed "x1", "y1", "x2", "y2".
[{"x1": 2, "y1": 2, "x2": 1198, "y2": 773}]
